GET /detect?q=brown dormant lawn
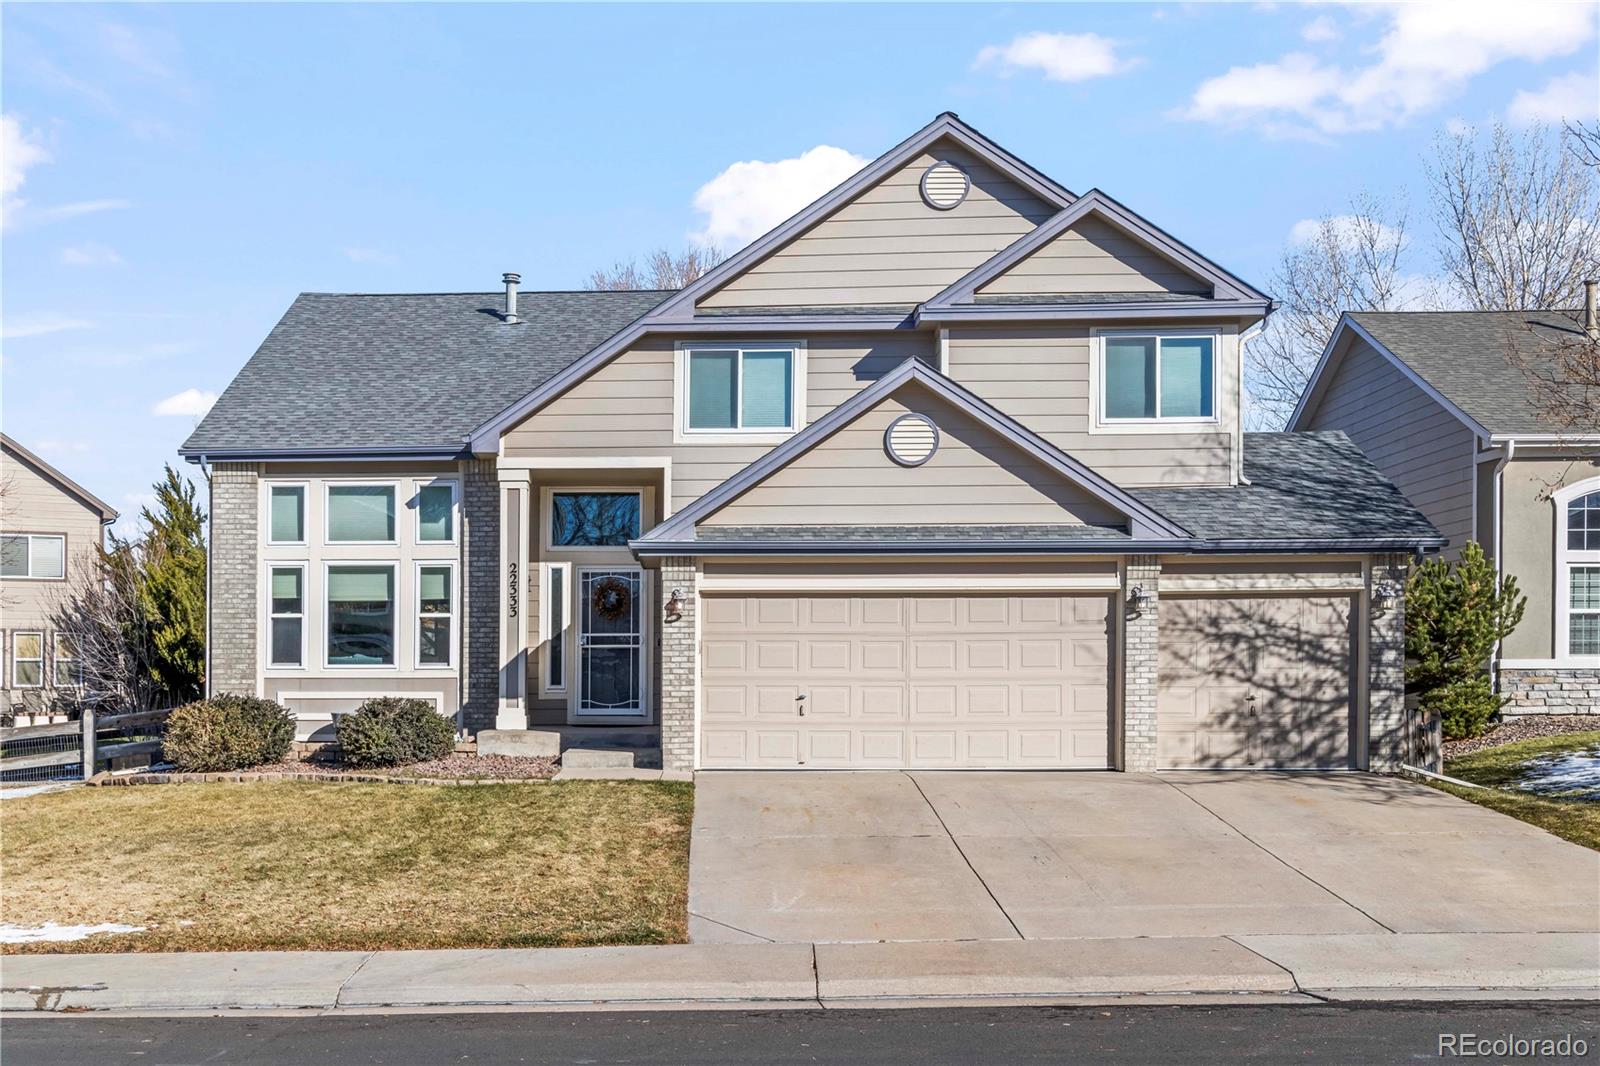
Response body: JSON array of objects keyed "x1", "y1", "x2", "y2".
[{"x1": 1, "y1": 779, "x2": 692, "y2": 953}]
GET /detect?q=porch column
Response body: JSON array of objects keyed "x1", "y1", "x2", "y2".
[
  {"x1": 496, "y1": 470, "x2": 532, "y2": 730},
  {"x1": 1121, "y1": 555, "x2": 1161, "y2": 773},
  {"x1": 659, "y1": 556, "x2": 699, "y2": 773},
  {"x1": 1368, "y1": 553, "x2": 1411, "y2": 771}
]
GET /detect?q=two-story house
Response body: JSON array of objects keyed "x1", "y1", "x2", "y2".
[
  {"x1": 181, "y1": 113, "x2": 1441, "y2": 773},
  {"x1": 1294, "y1": 304, "x2": 1600, "y2": 716},
  {"x1": 1, "y1": 434, "x2": 119, "y2": 720}
]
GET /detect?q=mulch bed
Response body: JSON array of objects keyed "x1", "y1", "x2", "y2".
[
  {"x1": 256, "y1": 754, "x2": 558, "y2": 780},
  {"x1": 1443, "y1": 715, "x2": 1600, "y2": 760}
]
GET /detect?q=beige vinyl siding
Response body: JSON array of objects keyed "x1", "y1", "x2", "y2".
[
  {"x1": 501, "y1": 332, "x2": 936, "y2": 514},
  {"x1": 1499, "y1": 456, "x2": 1600, "y2": 660},
  {"x1": 704, "y1": 389, "x2": 1128, "y2": 528},
  {"x1": 0, "y1": 446, "x2": 107, "y2": 637},
  {"x1": 1302, "y1": 337, "x2": 1473, "y2": 557},
  {"x1": 977, "y1": 217, "x2": 1210, "y2": 297},
  {"x1": 944, "y1": 326, "x2": 1237, "y2": 487},
  {"x1": 699, "y1": 140, "x2": 1056, "y2": 310}
]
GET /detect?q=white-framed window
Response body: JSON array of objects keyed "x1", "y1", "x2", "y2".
[
  {"x1": 12, "y1": 632, "x2": 44, "y2": 688},
  {"x1": 416, "y1": 562, "x2": 455, "y2": 668},
  {"x1": 268, "y1": 564, "x2": 307, "y2": 668},
  {"x1": 1094, "y1": 330, "x2": 1218, "y2": 426},
  {"x1": 325, "y1": 562, "x2": 397, "y2": 667},
  {"x1": 325, "y1": 483, "x2": 397, "y2": 544},
  {"x1": 675, "y1": 342, "x2": 807, "y2": 441},
  {"x1": 267, "y1": 484, "x2": 307, "y2": 545},
  {"x1": 412, "y1": 480, "x2": 458, "y2": 544},
  {"x1": 538, "y1": 561, "x2": 572, "y2": 696},
  {"x1": 1, "y1": 534, "x2": 66, "y2": 580},
  {"x1": 53, "y1": 634, "x2": 82, "y2": 688},
  {"x1": 546, "y1": 490, "x2": 643, "y2": 550},
  {"x1": 1556, "y1": 479, "x2": 1600, "y2": 663}
]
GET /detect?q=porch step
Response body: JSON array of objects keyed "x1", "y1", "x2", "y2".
[
  {"x1": 561, "y1": 746, "x2": 664, "y2": 770},
  {"x1": 477, "y1": 730, "x2": 561, "y2": 759}
]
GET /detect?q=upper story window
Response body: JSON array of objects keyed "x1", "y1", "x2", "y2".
[
  {"x1": 269, "y1": 485, "x2": 306, "y2": 544},
  {"x1": 326, "y1": 485, "x2": 396, "y2": 543},
  {"x1": 550, "y1": 492, "x2": 641, "y2": 548},
  {"x1": 1, "y1": 534, "x2": 66, "y2": 580},
  {"x1": 681, "y1": 345, "x2": 801, "y2": 435},
  {"x1": 1099, "y1": 332, "x2": 1216, "y2": 424},
  {"x1": 414, "y1": 482, "x2": 457, "y2": 543},
  {"x1": 1555, "y1": 481, "x2": 1600, "y2": 662}
]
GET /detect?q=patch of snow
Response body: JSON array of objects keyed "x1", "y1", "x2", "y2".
[
  {"x1": 1513, "y1": 745, "x2": 1600, "y2": 801},
  {"x1": 0, "y1": 782, "x2": 76, "y2": 801},
  {"x1": 0, "y1": 921, "x2": 147, "y2": 944}
]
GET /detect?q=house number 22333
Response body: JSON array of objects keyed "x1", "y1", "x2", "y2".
[{"x1": 507, "y1": 561, "x2": 519, "y2": 618}]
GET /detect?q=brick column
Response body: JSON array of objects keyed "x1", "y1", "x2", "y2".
[
  {"x1": 1368, "y1": 552, "x2": 1410, "y2": 771},
  {"x1": 460, "y1": 460, "x2": 500, "y2": 734},
  {"x1": 658, "y1": 556, "x2": 698, "y2": 773},
  {"x1": 1121, "y1": 555, "x2": 1161, "y2": 773},
  {"x1": 208, "y1": 462, "x2": 259, "y2": 697}
]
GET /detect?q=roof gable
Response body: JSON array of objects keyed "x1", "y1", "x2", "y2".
[
  {"x1": 638, "y1": 360, "x2": 1190, "y2": 544},
  {"x1": 1, "y1": 434, "x2": 118, "y2": 523}
]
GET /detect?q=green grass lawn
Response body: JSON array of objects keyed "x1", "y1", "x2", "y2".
[
  {"x1": 1, "y1": 779, "x2": 693, "y2": 953},
  {"x1": 1440, "y1": 731, "x2": 1600, "y2": 852}
]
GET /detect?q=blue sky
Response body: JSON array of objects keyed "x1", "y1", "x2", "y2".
[{"x1": 4, "y1": 1, "x2": 1596, "y2": 532}]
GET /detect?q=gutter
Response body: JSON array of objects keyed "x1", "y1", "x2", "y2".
[
  {"x1": 630, "y1": 536, "x2": 1449, "y2": 558},
  {"x1": 182, "y1": 445, "x2": 468, "y2": 464},
  {"x1": 914, "y1": 300, "x2": 1273, "y2": 326}
]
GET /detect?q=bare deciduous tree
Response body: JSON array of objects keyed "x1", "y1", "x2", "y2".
[
  {"x1": 586, "y1": 245, "x2": 726, "y2": 291},
  {"x1": 1245, "y1": 193, "x2": 1419, "y2": 428},
  {"x1": 1563, "y1": 119, "x2": 1600, "y2": 172},
  {"x1": 47, "y1": 538, "x2": 169, "y2": 714},
  {"x1": 1427, "y1": 122, "x2": 1600, "y2": 311}
]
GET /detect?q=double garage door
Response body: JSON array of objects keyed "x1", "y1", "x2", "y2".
[
  {"x1": 700, "y1": 592, "x2": 1113, "y2": 769},
  {"x1": 699, "y1": 589, "x2": 1356, "y2": 771}
]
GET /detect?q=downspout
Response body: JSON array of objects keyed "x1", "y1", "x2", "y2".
[
  {"x1": 1236, "y1": 319, "x2": 1265, "y2": 485},
  {"x1": 198, "y1": 454, "x2": 213, "y2": 699},
  {"x1": 1490, "y1": 438, "x2": 1514, "y2": 694}
]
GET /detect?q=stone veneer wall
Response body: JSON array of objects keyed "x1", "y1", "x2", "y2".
[
  {"x1": 208, "y1": 462, "x2": 260, "y2": 697},
  {"x1": 658, "y1": 557, "x2": 697, "y2": 773},
  {"x1": 1121, "y1": 556, "x2": 1160, "y2": 772},
  {"x1": 1368, "y1": 553, "x2": 1410, "y2": 771},
  {"x1": 1499, "y1": 669, "x2": 1600, "y2": 715},
  {"x1": 460, "y1": 460, "x2": 500, "y2": 733}
]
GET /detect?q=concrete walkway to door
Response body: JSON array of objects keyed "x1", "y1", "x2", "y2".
[{"x1": 688, "y1": 771, "x2": 1600, "y2": 944}]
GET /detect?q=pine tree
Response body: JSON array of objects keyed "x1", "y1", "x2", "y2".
[
  {"x1": 1405, "y1": 542, "x2": 1526, "y2": 739},
  {"x1": 136, "y1": 465, "x2": 207, "y2": 703}
]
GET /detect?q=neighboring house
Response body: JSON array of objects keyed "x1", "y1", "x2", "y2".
[
  {"x1": 181, "y1": 113, "x2": 1441, "y2": 772},
  {"x1": 0, "y1": 434, "x2": 119, "y2": 718},
  {"x1": 1293, "y1": 307, "x2": 1600, "y2": 716}
]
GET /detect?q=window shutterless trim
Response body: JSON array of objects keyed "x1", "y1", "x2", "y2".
[
  {"x1": 11, "y1": 631, "x2": 44, "y2": 688},
  {"x1": 412, "y1": 478, "x2": 460, "y2": 546},
  {"x1": 0, "y1": 532, "x2": 68, "y2": 581},
  {"x1": 673, "y1": 341, "x2": 808, "y2": 444},
  {"x1": 53, "y1": 632, "x2": 82, "y2": 688},
  {"x1": 538, "y1": 561, "x2": 572, "y2": 697},
  {"x1": 263, "y1": 482, "x2": 309, "y2": 546},
  {"x1": 1554, "y1": 477, "x2": 1600, "y2": 667},
  {"x1": 1090, "y1": 328, "x2": 1222, "y2": 430},
  {"x1": 540, "y1": 487, "x2": 649, "y2": 555},
  {"x1": 323, "y1": 482, "x2": 399, "y2": 545},
  {"x1": 414, "y1": 560, "x2": 457, "y2": 670},
  {"x1": 322, "y1": 560, "x2": 399, "y2": 670},
  {"x1": 266, "y1": 562, "x2": 309, "y2": 669}
]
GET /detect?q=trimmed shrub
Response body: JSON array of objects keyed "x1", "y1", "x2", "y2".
[
  {"x1": 1425, "y1": 676, "x2": 1500, "y2": 741},
  {"x1": 338, "y1": 696, "x2": 456, "y2": 768},
  {"x1": 162, "y1": 693, "x2": 295, "y2": 771}
]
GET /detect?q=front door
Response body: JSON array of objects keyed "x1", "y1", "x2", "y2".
[{"x1": 575, "y1": 567, "x2": 646, "y2": 719}]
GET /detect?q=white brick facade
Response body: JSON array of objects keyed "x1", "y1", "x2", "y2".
[{"x1": 208, "y1": 462, "x2": 259, "y2": 696}]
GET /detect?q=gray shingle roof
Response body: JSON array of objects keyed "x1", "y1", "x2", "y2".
[
  {"x1": 972, "y1": 292, "x2": 1209, "y2": 306},
  {"x1": 696, "y1": 524, "x2": 1129, "y2": 543},
  {"x1": 180, "y1": 290, "x2": 672, "y2": 456},
  {"x1": 1346, "y1": 310, "x2": 1589, "y2": 435},
  {"x1": 1136, "y1": 431, "x2": 1441, "y2": 544}
]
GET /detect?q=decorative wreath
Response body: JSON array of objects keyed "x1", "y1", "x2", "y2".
[{"x1": 591, "y1": 577, "x2": 632, "y2": 622}]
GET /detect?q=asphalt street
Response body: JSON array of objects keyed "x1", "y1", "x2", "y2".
[{"x1": 4, "y1": 1000, "x2": 1597, "y2": 1065}]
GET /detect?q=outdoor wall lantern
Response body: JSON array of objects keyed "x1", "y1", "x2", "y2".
[
  {"x1": 665, "y1": 587, "x2": 686, "y2": 623},
  {"x1": 1126, "y1": 585, "x2": 1151, "y2": 617},
  {"x1": 1372, "y1": 578, "x2": 1402, "y2": 616}
]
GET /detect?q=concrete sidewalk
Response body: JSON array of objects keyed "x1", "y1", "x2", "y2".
[{"x1": 3, "y1": 932, "x2": 1596, "y2": 1013}]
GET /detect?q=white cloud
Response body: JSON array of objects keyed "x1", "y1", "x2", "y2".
[
  {"x1": 2, "y1": 113, "x2": 51, "y2": 225},
  {"x1": 690, "y1": 145, "x2": 869, "y2": 249},
  {"x1": 26, "y1": 198, "x2": 131, "y2": 226},
  {"x1": 1179, "y1": 2, "x2": 1598, "y2": 136},
  {"x1": 1301, "y1": 15, "x2": 1341, "y2": 43},
  {"x1": 32, "y1": 438, "x2": 92, "y2": 457},
  {"x1": 1288, "y1": 214, "x2": 1405, "y2": 248},
  {"x1": 58, "y1": 242, "x2": 122, "y2": 266},
  {"x1": 1, "y1": 312, "x2": 94, "y2": 339},
  {"x1": 973, "y1": 32, "x2": 1135, "y2": 83},
  {"x1": 151, "y1": 387, "x2": 217, "y2": 417},
  {"x1": 343, "y1": 247, "x2": 397, "y2": 265},
  {"x1": 1508, "y1": 71, "x2": 1600, "y2": 125}
]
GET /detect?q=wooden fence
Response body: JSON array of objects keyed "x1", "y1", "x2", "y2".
[{"x1": 0, "y1": 708, "x2": 171, "y2": 782}]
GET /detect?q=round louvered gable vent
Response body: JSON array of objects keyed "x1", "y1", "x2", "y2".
[
  {"x1": 919, "y1": 161, "x2": 970, "y2": 210},
  {"x1": 885, "y1": 413, "x2": 940, "y2": 467}
]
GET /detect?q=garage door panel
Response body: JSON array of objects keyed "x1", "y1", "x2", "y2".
[
  {"x1": 700, "y1": 592, "x2": 1111, "y2": 769},
  {"x1": 1158, "y1": 595, "x2": 1353, "y2": 770}
]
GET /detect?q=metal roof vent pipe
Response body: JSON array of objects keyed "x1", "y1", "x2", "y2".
[
  {"x1": 1584, "y1": 279, "x2": 1597, "y2": 339},
  {"x1": 502, "y1": 272, "x2": 521, "y2": 325}
]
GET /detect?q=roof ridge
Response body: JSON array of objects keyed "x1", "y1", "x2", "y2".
[{"x1": 297, "y1": 289, "x2": 679, "y2": 298}]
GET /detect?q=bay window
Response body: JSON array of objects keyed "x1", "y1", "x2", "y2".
[{"x1": 1100, "y1": 333, "x2": 1216, "y2": 423}]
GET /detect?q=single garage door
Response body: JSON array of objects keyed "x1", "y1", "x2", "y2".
[
  {"x1": 1157, "y1": 595, "x2": 1355, "y2": 769},
  {"x1": 700, "y1": 592, "x2": 1112, "y2": 769}
]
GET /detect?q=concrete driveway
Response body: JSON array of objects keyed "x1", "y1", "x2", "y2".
[{"x1": 688, "y1": 771, "x2": 1600, "y2": 944}]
